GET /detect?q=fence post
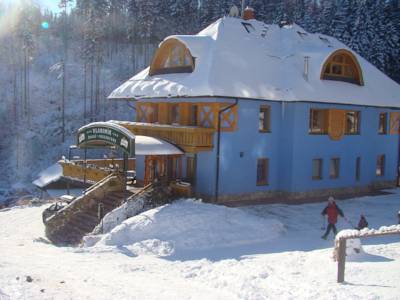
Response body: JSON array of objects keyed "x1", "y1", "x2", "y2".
[{"x1": 337, "y1": 238, "x2": 347, "y2": 283}]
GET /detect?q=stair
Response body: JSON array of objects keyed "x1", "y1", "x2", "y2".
[{"x1": 44, "y1": 174, "x2": 131, "y2": 245}]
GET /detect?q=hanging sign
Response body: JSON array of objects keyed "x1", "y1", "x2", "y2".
[{"x1": 77, "y1": 122, "x2": 135, "y2": 156}]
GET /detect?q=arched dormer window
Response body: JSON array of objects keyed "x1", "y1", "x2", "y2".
[
  {"x1": 321, "y1": 49, "x2": 363, "y2": 86},
  {"x1": 149, "y1": 38, "x2": 194, "y2": 76}
]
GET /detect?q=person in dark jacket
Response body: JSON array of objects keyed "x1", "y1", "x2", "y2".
[
  {"x1": 321, "y1": 196, "x2": 344, "y2": 239},
  {"x1": 357, "y1": 214, "x2": 368, "y2": 230}
]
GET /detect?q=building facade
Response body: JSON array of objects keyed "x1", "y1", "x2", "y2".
[{"x1": 108, "y1": 15, "x2": 400, "y2": 203}]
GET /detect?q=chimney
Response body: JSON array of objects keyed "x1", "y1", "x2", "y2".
[{"x1": 243, "y1": 7, "x2": 255, "y2": 20}]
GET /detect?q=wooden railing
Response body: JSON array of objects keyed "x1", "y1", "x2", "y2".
[
  {"x1": 113, "y1": 121, "x2": 215, "y2": 153},
  {"x1": 59, "y1": 161, "x2": 113, "y2": 183},
  {"x1": 72, "y1": 158, "x2": 135, "y2": 170},
  {"x1": 335, "y1": 226, "x2": 400, "y2": 283}
]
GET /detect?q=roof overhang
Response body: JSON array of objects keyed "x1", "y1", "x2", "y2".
[{"x1": 135, "y1": 135, "x2": 183, "y2": 155}]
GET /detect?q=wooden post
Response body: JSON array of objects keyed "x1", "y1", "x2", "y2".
[{"x1": 337, "y1": 238, "x2": 347, "y2": 283}]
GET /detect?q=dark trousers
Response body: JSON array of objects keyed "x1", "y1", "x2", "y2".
[{"x1": 323, "y1": 223, "x2": 337, "y2": 237}]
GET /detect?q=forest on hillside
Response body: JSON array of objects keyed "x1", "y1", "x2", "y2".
[{"x1": 0, "y1": 0, "x2": 399, "y2": 188}]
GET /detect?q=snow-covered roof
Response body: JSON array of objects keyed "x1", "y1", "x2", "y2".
[
  {"x1": 135, "y1": 135, "x2": 183, "y2": 155},
  {"x1": 109, "y1": 17, "x2": 400, "y2": 108},
  {"x1": 32, "y1": 163, "x2": 63, "y2": 188}
]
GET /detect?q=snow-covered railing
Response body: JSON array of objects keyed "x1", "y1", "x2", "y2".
[
  {"x1": 124, "y1": 182, "x2": 153, "y2": 203},
  {"x1": 335, "y1": 225, "x2": 400, "y2": 283}
]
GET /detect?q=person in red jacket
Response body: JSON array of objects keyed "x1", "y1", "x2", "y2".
[{"x1": 321, "y1": 196, "x2": 344, "y2": 239}]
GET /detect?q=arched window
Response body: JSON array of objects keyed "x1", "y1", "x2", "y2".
[
  {"x1": 321, "y1": 49, "x2": 363, "y2": 86},
  {"x1": 149, "y1": 38, "x2": 194, "y2": 76}
]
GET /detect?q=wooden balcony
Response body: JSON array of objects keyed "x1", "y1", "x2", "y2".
[{"x1": 113, "y1": 121, "x2": 215, "y2": 153}]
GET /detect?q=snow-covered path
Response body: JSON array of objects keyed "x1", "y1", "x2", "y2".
[{"x1": 0, "y1": 192, "x2": 399, "y2": 299}]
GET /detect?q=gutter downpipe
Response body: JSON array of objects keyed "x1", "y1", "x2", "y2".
[
  {"x1": 215, "y1": 99, "x2": 239, "y2": 203},
  {"x1": 397, "y1": 119, "x2": 400, "y2": 186}
]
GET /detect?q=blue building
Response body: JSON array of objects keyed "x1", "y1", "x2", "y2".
[{"x1": 108, "y1": 15, "x2": 400, "y2": 204}]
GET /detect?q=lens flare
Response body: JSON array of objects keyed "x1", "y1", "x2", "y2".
[{"x1": 41, "y1": 21, "x2": 49, "y2": 29}]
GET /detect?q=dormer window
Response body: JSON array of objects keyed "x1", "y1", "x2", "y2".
[
  {"x1": 149, "y1": 38, "x2": 194, "y2": 76},
  {"x1": 321, "y1": 49, "x2": 363, "y2": 85}
]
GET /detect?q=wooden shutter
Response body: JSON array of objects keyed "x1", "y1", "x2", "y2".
[{"x1": 328, "y1": 109, "x2": 346, "y2": 140}]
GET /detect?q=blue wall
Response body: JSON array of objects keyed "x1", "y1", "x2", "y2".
[
  {"x1": 137, "y1": 97, "x2": 399, "y2": 198},
  {"x1": 209, "y1": 99, "x2": 400, "y2": 197}
]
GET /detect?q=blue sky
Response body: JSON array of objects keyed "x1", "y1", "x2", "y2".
[{"x1": 2, "y1": 0, "x2": 75, "y2": 12}]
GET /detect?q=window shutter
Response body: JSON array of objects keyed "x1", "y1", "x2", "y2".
[{"x1": 328, "y1": 109, "x2": 346, "y2": 140}]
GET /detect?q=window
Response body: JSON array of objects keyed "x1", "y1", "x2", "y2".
[
  {"x1": 376, "y1": 155, "x2": 385, "y2": 176},
  {"x1": 149, "y1": 38, "x2": 194, "y2": 76},
  {"x1": 378, "y1": 112, "x2": 387, "y2": 134},
  {"x1": 345, "y1": 111, "x2": 360, "y2": 134},
  {"x1": 321, "y1": 49, "x2": 363, "y2": 85},
  {"x1": 330, "y1": 158, "x2": 340, "y2": 179},
  {"x1": 309, "y1": 109, "x2": 328, "y2": 134},
  {"x1": 355, "y1": 157, "x2": 361, "y2": 181},
  {"x1": 312, "y1": 159, "x2": 323, "y2": 180},
  {"x1": 259, "y1": 106, "x2": 271, "y2": 132},
  {"x1": 168, "y1": 104, "x2": 180, "y2": 124},
  {"x1": 256, "y1": 158, "x2": 269, "y2": 185}
]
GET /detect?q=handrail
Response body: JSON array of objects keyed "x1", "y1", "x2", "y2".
[
  {"x1": 84, "y1": 173, "x2": 118, "y2": 194},
  {"x1": 125, "y1": 183, "x2": 154, "y2": 203},
  {"x1": 46, "y1": 173, "x2": 124, "y2": 223}
]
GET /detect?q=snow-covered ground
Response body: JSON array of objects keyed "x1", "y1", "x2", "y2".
[{"x1": 0, "y1": 192, "x2": 399, "y2": 299}]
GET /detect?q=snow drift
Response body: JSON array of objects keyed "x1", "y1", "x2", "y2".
[{"x1": 89, "y1": 199, "x2": 285, "y2": 256}]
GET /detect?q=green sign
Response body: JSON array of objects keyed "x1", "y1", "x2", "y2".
[{"x1": 77, "y1": 123, "x2": 135, "y2": 156}]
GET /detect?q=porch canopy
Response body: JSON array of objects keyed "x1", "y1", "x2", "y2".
[
  {"x1": 135, "y1": 135, "x2": 183, "y2": 155},
  {"x1": 76, "y1": 121, "x2": 183, "y2": 156}
]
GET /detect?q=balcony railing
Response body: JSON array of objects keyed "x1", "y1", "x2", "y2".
[
  {"x1": 59, "y1": 159, "x2": 135, "y2": 183},
  {"x1": 113, "y1": 121, "x2": 215, "y2": 153}
]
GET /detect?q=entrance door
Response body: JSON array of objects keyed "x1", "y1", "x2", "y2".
[
  {"x1": 186, "y1": 156, "x2": 197, "y2": 184},
  {"x1": 144, "y1": 156, "x2": 167, "y2": 185}
]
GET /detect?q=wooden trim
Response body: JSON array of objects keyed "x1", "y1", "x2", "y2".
[
  {"x1": 220, "y1": 103, "x2": 238, "y2": 131},
  {"x1": 320, "y1": 49, "x2": 364, "y2": 86},
  {"x1": 158, "y1": 102, "x2": 168, "y2": 124},
  {"x1": 136, "y1": 102, "x2": 238, "y2": 131},
  {"x1": 328, "y1": 109, "x2": 346, "y2": 140},
  {"x1": 389, "y1": 112, "x2": 400, "y2": 134},
  {"x1": 149, "y1": 38, "x2": 194, "y2": 76},
  {"x1": 116, "y1": 121, "x2": 215, "y2": 153}
]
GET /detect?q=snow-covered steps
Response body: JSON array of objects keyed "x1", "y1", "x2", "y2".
[{"x1": 43, "y1": 174, "x2": 131, "y2": 245}]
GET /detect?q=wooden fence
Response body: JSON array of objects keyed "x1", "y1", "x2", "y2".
[{"x1": 335, "y1": 226, "x2": 400, "y2": 283}]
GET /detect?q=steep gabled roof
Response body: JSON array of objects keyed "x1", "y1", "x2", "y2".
[{"x1": 109, "y1": 17, "x2": 400, "y2": 108}]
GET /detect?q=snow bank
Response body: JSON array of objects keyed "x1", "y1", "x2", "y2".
[{"x1": 91, "y1": 199, "x2": 284, "y2": 256}]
